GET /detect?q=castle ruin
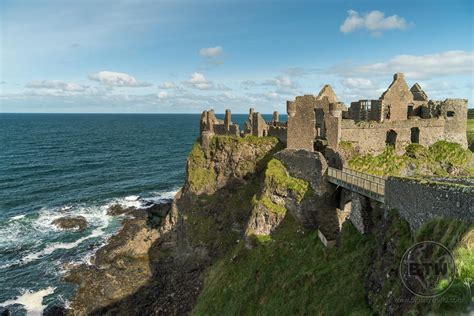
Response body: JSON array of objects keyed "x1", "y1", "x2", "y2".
[{"x1": 200, "y1": 73, "x2": 468, "y2": 155}]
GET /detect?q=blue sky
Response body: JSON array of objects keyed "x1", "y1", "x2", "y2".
[{"x1": 0, "y1": 0, "x2": 473, "y2": 113}]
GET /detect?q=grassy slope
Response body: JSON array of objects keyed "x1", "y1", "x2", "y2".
[
  {"x1": 192, "y1": 213, "x2": 473, "y2": 316},
  {"x1": 193, "y1": 215, "x2": 375, "y2": 315}
]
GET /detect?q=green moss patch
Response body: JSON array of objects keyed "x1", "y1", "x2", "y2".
[
  {"x1": 348, "y1": 141, "x2": 473, "y2": 177},
  {"x1": 187, "y1": 143, "x2": 216, "y2": 193},
  {"x1": 265, "y1": 159, "x2": 313, "y2": 202}
]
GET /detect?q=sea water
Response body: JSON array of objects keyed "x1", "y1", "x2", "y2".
[{"x1": 0, "y1": 113, "x2": 280, "y2": 314}]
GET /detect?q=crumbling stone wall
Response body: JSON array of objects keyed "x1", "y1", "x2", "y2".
[
  {"x1": 441, "y1": 99, "x2": 468, "y2": 147},
  {"x1": 385, "y1": 177, "x2": 474, "y2": 230},
  {"x1": 287, "y1": 96, "x2": 317, "y2": 151},
  {"x1": 251, "y1": 112, "x2": 268, "y2": 137},
  {"x1": 338, "y1": 117, "x2": 446, "y2": 153},
  {"x1": 275, "y1": 149, "x2": 340, "y2": 240},
  {"x1": 338, "y1": 189, "x2": 374, "y2": 234},
  {"x1": 267, "y1": 126, "x2": 287, "y2": 143},
  {"x1": 379, "y1": 73, "x2": 413, "y2": 121},
  {"x1": 200, "y1": 109, "x2": 240, "y2": 138}
]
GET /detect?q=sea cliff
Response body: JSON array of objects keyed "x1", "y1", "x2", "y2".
[{"x1": 65, "y1": 136, "x2": 473, "y2": 315}]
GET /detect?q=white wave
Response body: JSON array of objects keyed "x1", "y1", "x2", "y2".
[
  {"x1": 144, "y1": 188, "x2": 179, "y2": 204},
  {"x1": 0, "y1": 188, "x2": 179, "y2": 267},
  {"x1": 125, "y1": 195, "x2": 140, "y2": 202},
  {"x1": 21, "y1": 226, "x2": 106, "y2": 265},
  {"x1": 10, "y1": 214, "x2": 26, "y2": 221},
  {"x1": 60, "y1": 205, "x2": 72, "y2": 212},
  {"x1": 0, "y1": 287, "x2": 55, "y2": 316}
]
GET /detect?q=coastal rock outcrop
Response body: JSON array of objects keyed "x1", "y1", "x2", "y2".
[
  {"x1": 65, "y1": 203, "x2": 171, "y2": 315},
  {"x1": 52, "y1": 216, "x2": 88, "y2": 232}
]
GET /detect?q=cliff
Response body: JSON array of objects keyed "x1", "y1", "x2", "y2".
[{"x1": 66, "y1": 136, "x2": 473, "y2": 315}]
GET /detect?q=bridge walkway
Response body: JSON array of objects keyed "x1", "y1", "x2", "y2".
[{"x1": 327, "y1": 167, "x2": 385, "y2": 203}]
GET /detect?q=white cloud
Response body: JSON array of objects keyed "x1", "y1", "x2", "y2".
[
  {"x1": 26, "y1": 80, "x2": 88, "y2": 91},
  {"x1": 185, "y1": 72, "x2": 231, "y2": 91},
  {"x1": 340, "y1": 78, "x2": 377, "y2": 90},
  {"x1": 331, "y1": 50, "x2": 474, "y2": 79},
  {"x1": 264, "y1": 76, "x2": 297, "y2": 89},
  {"x1": 199, "y1": 46, "x2": 223, "y2": 57},
  {"x1": 187, "y1": 72, "x2": 212, "y2": 90},
  {"x1": 339, "y1": 77, "x2": 385, "y2": 101},
  {"x1": 158, "y1": 91, "x2": 168, "y2": 99},
  {"x1": 158, "y1": 81, "x2": 178, "y2": 89},
  {"x1": 340, "y1": 10, "x2": 410, "y2": 36},
  {"x1": 88, "y1": 71, "x2": 151, "y2": 87}
]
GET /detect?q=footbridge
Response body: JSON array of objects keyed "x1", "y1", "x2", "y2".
[{"x1": 327, "y1": 167, "x2": 385, "y2": 203}]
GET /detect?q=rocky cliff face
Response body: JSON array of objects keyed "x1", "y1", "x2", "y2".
[
  {"x1": 66, "y1": 136, "x2": 473, "y2": 315},
  {"x1": 66, "y1": 136, "x2": 284, "y2": 315}
]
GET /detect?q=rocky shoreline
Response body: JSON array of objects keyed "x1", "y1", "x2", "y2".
[{"x1": 61, "y1": 200, "x2": 174, "y2": 315}]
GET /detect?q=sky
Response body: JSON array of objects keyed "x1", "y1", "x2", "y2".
[{"x1": 0, "y1": 0, "x2": 473, "y2": 113}]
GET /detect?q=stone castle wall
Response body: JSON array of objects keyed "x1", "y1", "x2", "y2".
[
  {"x1": 287, "y1": 96, "x2": 318, "y2": 152},
  {"x1": 335, "y1": 117, "x2": 447, "y2": 153},
  {"x1": 385, "y1": 177, "x2": 474, "y2": 230}
]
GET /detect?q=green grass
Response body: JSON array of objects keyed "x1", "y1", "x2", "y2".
[
  {"x1": 193, "y1": 215, "x2": 375, "y2": 315},
  {"x1": 348, "y1": 141, "x2": 473, "y2": 177},
  {"x1": 414, "y1": 220, "x2": 473, "y2": 314}
]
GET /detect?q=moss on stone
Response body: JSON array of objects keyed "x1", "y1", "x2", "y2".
[
  {"x1": 187, "y1": 143, "x2": 217, "y2": 193},
  {"x1": 265, "y1": 159, "x2": 313, "y2": 202},
  {"x1": 348, "y1": 141, "x2": 474, "y2": 177},
  {"x1": 260, "y1": 196, "x2": 286, "y2": 216},
  {"x1": 339, "y1": 140, "x2": 354, "y2": 151}
]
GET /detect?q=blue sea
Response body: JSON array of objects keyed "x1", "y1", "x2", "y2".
[
  {"x1": 0, "y1": 113, "x2": 277, "y2": 315},
  {"x1": 0, "y1": 113, "x2": 278, "y2": 315}
]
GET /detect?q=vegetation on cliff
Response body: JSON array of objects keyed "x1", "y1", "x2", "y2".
[
  {"x1": 185, "y1": 136, "x2": 282, "y2": 255},
  {"x1": 367, "y1": 211, "x2": 473, "y2": 315},
  {"x1": 193, "y1": 205, "x2": 473, "y2": 315},
  {"x1": 187, "y1": 136, "x2": 281, "y2": 194},
  {"x1": 193, "y1": 215, "x2": 375, "y2": 315},
  {"x1": 188, "y1": 142, "x2": 217, "y2": 193},
  {"x1": 250, "y1": 159, "x2": 313, "y2": 218},
  {"x1": 348, "y1": 141, "x2": 474, "y2": 177},
  {"x1": 264, "y1": 159, "x2": 313, "y2": 203}
]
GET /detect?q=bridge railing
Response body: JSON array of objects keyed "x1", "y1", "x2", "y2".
[
  {"x1": 327, "y1": 167, "x2": 385, "y2": 200},
  {"x1": 342, "y1": 167, "x2": 386, "y2": 185}
]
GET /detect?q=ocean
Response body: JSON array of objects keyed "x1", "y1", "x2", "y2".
[{"x1": 0, "y1": 113, "x2": 276, "y2": 315}]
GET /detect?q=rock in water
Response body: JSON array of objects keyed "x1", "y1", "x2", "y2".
[
  {"x1": 106, "y1": 204, "x2": 135, "y2": 216},
  {"x1": 43, "y1": 305, "x2": 68, "y2": 316},
  {"x1": 52, "y1": 216, "x2": 88, "y2": 232}
]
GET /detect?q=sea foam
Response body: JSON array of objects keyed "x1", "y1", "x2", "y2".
[{"x1": 0, "y1": 287, "x2": 55, "y2": 316}]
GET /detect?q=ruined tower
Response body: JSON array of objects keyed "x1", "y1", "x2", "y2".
[{"x1": 379, "y1": 73, "x2": 414, "y2": 121}]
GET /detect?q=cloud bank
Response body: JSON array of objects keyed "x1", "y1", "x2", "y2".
[
  {"x1": 340, "y1": 10, "x2": 411, "y2": 36},
  {"x1": 199, "y1": 46, "x2": 223, "y2": 57},
  {"x1": 88, "y1": 71, "x2": 151, "y2": 87},
  {"x1": 331, "y1": 50, "x2": 474, "y2": 79}
]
